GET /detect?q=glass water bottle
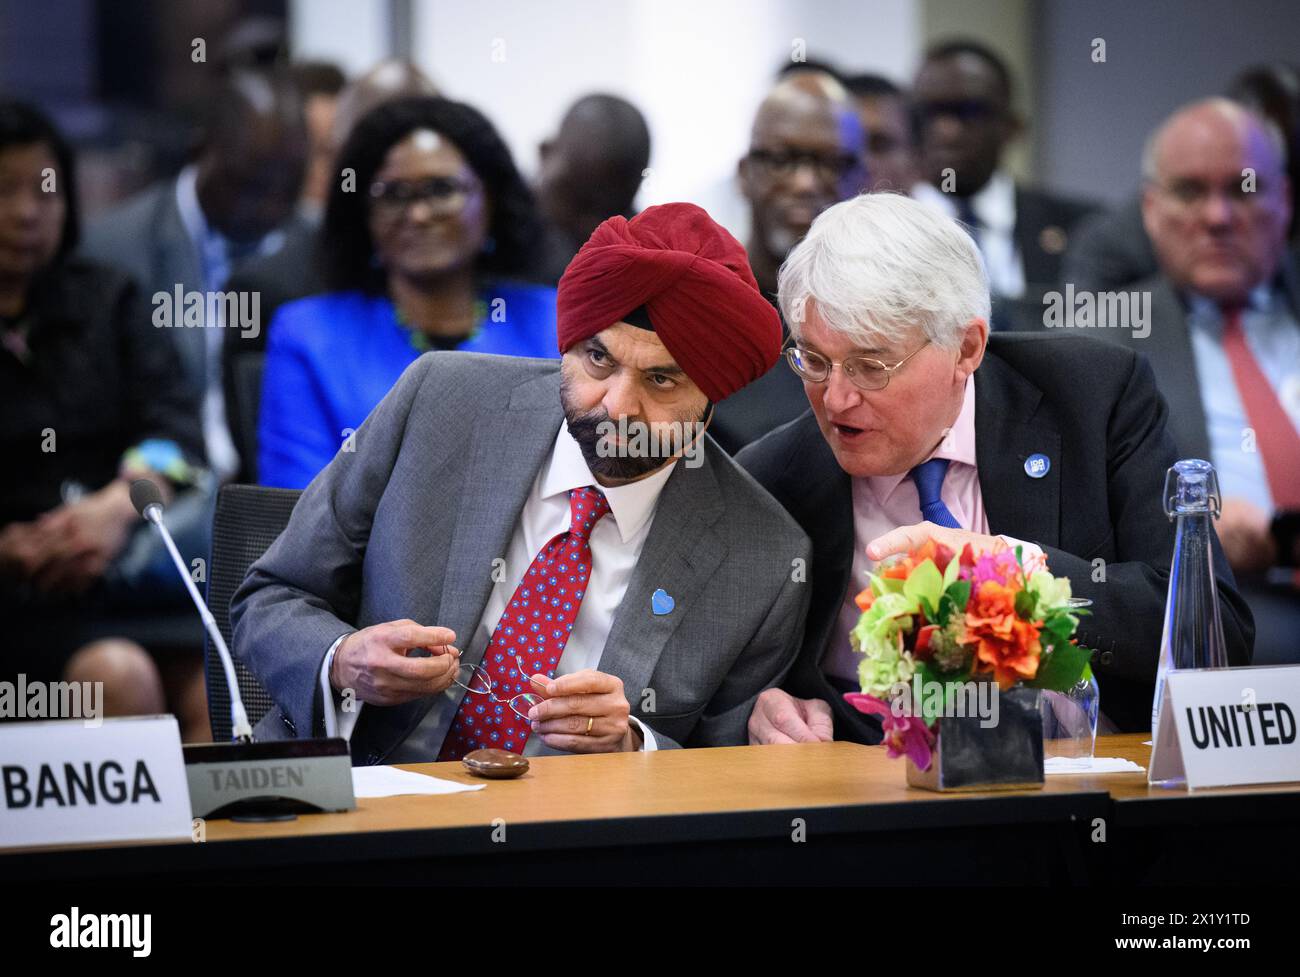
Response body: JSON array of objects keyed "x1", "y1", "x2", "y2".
[{"x1": 1150, "y1": 459, "x2": 1230, "y2": 740}]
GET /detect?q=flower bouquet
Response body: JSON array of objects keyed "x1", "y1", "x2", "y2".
[{"x1": 844, "y1": 539, "x2": 1094, "y2": 790}]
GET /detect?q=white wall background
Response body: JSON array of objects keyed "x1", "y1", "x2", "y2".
[{"x1": 288, "y1": 0, "x2": 390, "y2": 77}]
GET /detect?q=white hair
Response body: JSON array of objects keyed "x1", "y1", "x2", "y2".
[{"x1": 777, "y1": 192, "x2": 990, "y2": 351}]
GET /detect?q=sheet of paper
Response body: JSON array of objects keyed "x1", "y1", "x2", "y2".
[
  {"x1": 1045, "y1": 756, "x2": 1146, "y2": 775},
  {"x1": 351, "y1": 765, "x2": 485, "y2": 798}
]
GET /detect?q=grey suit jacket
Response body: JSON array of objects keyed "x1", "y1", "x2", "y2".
[{"x1": 229, "y1": 352, "x2": 812, "y2": 762}]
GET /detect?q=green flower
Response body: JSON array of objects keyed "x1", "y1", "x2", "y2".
[
  {"x1": 857, "y1": 641, "x2": 917, "y2": 697},
  {"x1": 1027, "y1": 569, "x2": 1073, "y2": 614}
]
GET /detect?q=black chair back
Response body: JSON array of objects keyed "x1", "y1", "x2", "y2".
[{"x1": 205, "y1": 483, "x2": 301, "y2": 741}]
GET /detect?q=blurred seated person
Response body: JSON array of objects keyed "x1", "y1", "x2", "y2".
[
  {"x1": 1108, "y1": 98, "x2": 1298, "y2": 663},
  {"x1": 1064, "y1": 63, "x2": 1300, "y2": 295},
  {"x1": 843, "y1": 73, "x2": 917, "y2": 194},
  {"x1": 81, "y1": 68, "x2": 308, "y2": 486},
  {"x1": 708, "y1": 70, "x2": 867, "y2": 455},
  {"x1": 532, "y1": 93, "x2": 651, "y2": 284},
  {"x1": 292, "y1": 60, "x2": 348, "y2": 225},
  {"x1": 223, "y1": 59, "x2": 440, "y2": 339},
  {"x1": 0, "y1": 101, "x2": 210, "y2": 739},
  {"x1": 258, "y1": 96, "x2": 557, "y2": 489},
  {"x1": 910, "y1": 40, "x2": 1096, "y2": 305}
]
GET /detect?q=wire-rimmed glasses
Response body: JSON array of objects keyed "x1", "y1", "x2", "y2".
[
  {"x1": 451, "y1": 654, "x2": 545, "y2": 720},
  {"x1": 783, "y1": 340, "x2": 930, "y2": 392}
]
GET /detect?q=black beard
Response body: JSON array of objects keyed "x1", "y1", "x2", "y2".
[
  {"x1": 559, "y1": 374, "x2": 707, "y2": 481},
  {"x1": 565, "y1": 410, "x2": 673, "y2": 481}
]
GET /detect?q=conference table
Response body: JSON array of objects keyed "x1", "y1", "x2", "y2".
[{"x1": 5, "y1": 734, "x2": 1298, "y2": 884}]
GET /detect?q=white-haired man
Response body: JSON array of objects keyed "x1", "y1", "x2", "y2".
[{"x1": 737, "y1": 193, "x2": 1253, "y2": 741}]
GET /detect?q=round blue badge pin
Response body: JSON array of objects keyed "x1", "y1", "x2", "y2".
[{"x1": 1024, "y1": 453, "x2": 1051, "y2": 478}]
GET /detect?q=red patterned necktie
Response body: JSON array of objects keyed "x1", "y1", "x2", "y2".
[
  {"x1": 1221, "y1": 308, "x2": 1300, "y2": 509},
  {"x1": 437, "y1": 486, "x2": 611, "y2": 761}
]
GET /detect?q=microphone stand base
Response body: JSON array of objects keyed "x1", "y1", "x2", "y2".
[{"x1": 183, "y1": 738, "x2": 356, "y2": 820}]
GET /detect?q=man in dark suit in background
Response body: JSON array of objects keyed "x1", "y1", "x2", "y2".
[
  {"x1": 709, "y1": 70, "x2": 867, "y2": 455},
  {"x1": 1104, "y1": 98, "x2": 1299, "y2": 663},
  {"x1": 737, "y1": 193, "x2": 1252, "y2": 744},
  {"x1": 80, "y1": 68, "x2": 308, "y2": 485},
  {"x1": 532, "y1": 94, "x2": 651, "y2": 285},
  {"x1": 1063, "y1": 64, "x2": 1300, "y2": 296},
  {"x1": 910, "y1": 40, "x2": 1095, "y2": 326}
]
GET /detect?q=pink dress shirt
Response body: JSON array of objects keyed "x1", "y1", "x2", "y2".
[{"x1": 825, "y1": 375, "x2": 1040, "y2": 685}]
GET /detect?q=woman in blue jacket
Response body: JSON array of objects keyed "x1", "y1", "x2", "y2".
[{"x1": 259, "y1": 96, "x2": 557, "y2": 488}]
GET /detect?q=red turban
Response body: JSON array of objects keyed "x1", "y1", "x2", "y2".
[{"x1": 556, "y1": 202, "x2": 781, "y2": 402}]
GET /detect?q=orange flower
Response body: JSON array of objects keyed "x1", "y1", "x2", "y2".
[
  {"x1": 963, "y1": 580, "x2": 1042, "y2": 690},
  {"x1": 878, "y1": 538, "x2": 956, "y2": 580}
]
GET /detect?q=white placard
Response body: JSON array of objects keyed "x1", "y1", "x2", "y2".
[
  {"x1": 0, "y1": 715, "x2": 192, "y2": 849},
  {"x1": 1149, "y1": 666, "x2": 1300, "y2": 789}
]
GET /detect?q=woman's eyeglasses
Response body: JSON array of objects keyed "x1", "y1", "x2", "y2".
[{"x1": 368, "y1": 176, "x2": 479, "y2": 218}]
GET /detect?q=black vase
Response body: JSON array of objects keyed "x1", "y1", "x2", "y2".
[{"x1": 906, "y1": 686, "x2": 1045, "y2": 792}]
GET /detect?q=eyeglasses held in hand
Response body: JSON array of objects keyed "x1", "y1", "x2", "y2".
[{"x1": 451, "y1": 655, "x2": 545, "y2": 721}]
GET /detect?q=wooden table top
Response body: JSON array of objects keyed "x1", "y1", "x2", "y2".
[
  {"x1": 6, "y1": 734, "x2": 1297, "y2": 862},
  {"x1": 193, "y1": 732, "x2": 1293, "y2": 845}
]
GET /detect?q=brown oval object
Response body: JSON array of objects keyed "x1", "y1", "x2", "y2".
[{"x1": 462, "y1": 748, "x2": 529, "y2": 779}]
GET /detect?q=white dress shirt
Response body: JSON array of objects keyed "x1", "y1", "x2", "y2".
[
  {"x1": 321, "y1": 420, "x2": 677, "y2": 754},
  {"x1": 913, "y1": 170, "x2": 1026, "y2": 299}
]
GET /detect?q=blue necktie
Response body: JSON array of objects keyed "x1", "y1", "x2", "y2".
[{"x1": 909, "y1": 458, "x2": 961, "y2": 529}]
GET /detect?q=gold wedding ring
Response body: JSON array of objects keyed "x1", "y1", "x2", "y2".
[{"x1": 586, "y1": 716, "x2": 594, "y2": 735}]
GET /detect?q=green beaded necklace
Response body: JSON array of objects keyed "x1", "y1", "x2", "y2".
[{"x1": 394, "y1": 296, "x2": 489, "y2": 353}]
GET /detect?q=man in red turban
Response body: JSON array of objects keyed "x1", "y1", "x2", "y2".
[
  {"x1": 233, "y1": 200, "x2": 810, "y2": 761},
  {"x1": 556, "y1": 202, "x2": 782, "y2": 480}
]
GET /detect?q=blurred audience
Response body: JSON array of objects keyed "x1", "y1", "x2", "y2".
[
  {"x1": 843, "y1": 73, "x2": 917, "y2": 193},
  {"x1": 709, "y1": 70, "x2": 867, "y2": 455},
  {"x1": 0, "y1": 100, "x2": 210, "y2": 740},
  {"x1": 5, "y1": 15, "x2": 1296, "y2": 726},
  {"x1": 257, "y1": 95, "x2": 556, "y2": 489},
  {"x1": 1105, "y1": 98, "x2": 1298, "y2": 663},
  {"x1": 223, "y1": 60, "x2": 440, "y2": 358},
  {"x1": 80, "y1": 68, "x2": 308, "y2": 485},
  {"x1": 533, "y1": 93, "x2": 651, "y2": 284},
  {"x1": 292, "y1": 60, "x2": 348, "y2": 224},
  {"x1": 1066, "y1": 62, "x2": 1300, "y2": 294},
  {"x1": 910, "y1": 40, "x2": 1095, "y2": 308},
  {"x1": 222, "y1": 61, "x2": 442, "y2": 481}
]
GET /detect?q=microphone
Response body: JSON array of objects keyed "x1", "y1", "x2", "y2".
[
  {"x1": 129, "y1": 478, "x2": 165, "y2": 523},
  {"x1": 131, "y1": 479, "x2": 252, "y2": 741},
  {"x1": 129, "y1": 480, "x2": 355, "y2": 820}
]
